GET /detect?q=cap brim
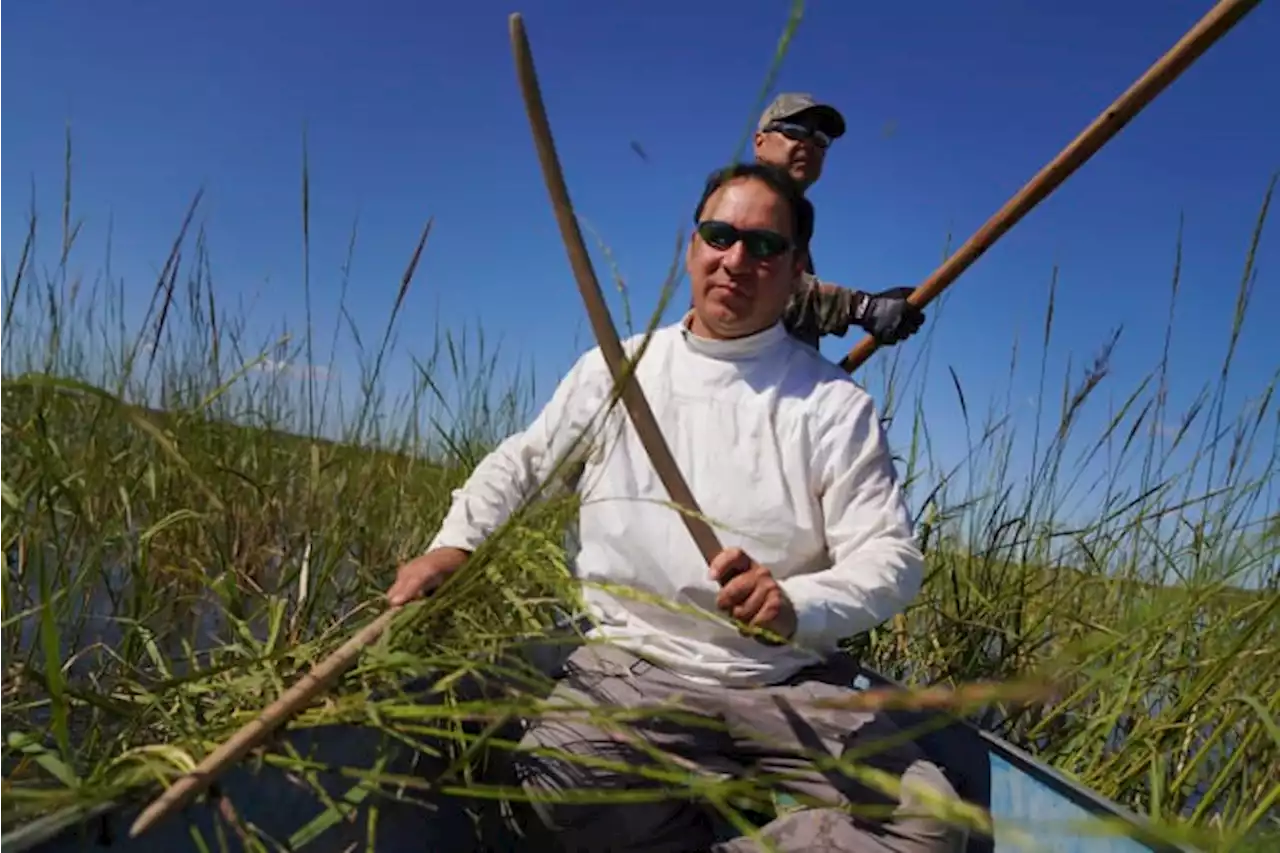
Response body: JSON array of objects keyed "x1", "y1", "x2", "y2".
[{"x1": 786, "y1": 105, "x2": 846, "y2": 140}]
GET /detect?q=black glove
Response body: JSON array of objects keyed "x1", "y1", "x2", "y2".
[{"x1": 856, "y1": 287, "x2": 925, "y2": 345}]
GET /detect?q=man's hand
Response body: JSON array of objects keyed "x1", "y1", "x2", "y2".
[
  {"x1": 386, "y1": 546, "x2": 469, "y2": 606},
  {"x1": 859, "y1": 287, "x2": 925, "y2": 345},
  {"x1": 708, "y1": 547, "x2": 797, "y2": 641}
]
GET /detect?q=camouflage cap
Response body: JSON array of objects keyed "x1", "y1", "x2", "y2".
[{"x1": 757, "y1": 93, "x2": 846, "y2": 140}]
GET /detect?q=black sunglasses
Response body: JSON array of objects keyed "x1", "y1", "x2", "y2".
[
  {"x1": 695, "y1": 220, "x2": 792, "y2": 259},
  {"x1": 763, "y1": 120, "x2": 832, "y2": 149}
]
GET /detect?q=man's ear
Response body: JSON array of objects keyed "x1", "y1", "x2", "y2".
[{"x1": 752, "y1": 131, "x2": 767, "y2": 154}]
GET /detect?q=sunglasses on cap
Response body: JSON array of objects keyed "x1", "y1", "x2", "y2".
[
  {"x1": 695, "y1": 220, "x2": 792, "y2": 260},
  {"x1": 763, "y1": 120, "x2": 832, "y2": 149}
]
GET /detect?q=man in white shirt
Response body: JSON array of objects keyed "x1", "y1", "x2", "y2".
[{"x1": 387, "y1": 162, "x2": 963, "y2": 852}]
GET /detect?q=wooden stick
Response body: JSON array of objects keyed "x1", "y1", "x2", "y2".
[
  {"x1": 509, "y1": 12, "x2": 724, "y2": 565},
  {"x1": 128, "y1": 606, "x2": 402, "y2": 837},
  {"x1": 838, "y1": 0, "x2": 1263, "y2": 374},
  {"x1": 511, "y1": 15, "x2": 789, "y2": 641}
]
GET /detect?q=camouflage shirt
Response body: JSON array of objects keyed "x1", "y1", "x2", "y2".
[{"x1": 782, "y1": 253, "x2": 866, "y2": 349}]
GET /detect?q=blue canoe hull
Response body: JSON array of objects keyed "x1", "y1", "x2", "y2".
[{"x1": 1, "y1": 640, "x2": 1193, "y2": 853}]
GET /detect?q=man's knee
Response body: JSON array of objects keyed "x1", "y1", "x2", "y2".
[
  {"x1": 894, "y1": 759, "x2": 969, "y2": 853},
  {"x1": 713, "y1": 802, "x2": 966, "y2": 853},
  {"x1": 713, "y1": 759, "x2": 967, "y2": 853}
]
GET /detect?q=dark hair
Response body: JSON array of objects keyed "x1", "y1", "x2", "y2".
[{"x1": 691, "y1": 162, "x2": 814, "y2": 254}]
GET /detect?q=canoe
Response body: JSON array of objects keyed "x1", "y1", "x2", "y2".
[{"x1": 1, "y1": 622, "x2": 1197, "y2": 853}]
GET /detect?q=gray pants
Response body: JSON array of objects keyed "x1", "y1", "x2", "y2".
[{"x1": 514, "y1": 642, "x2": 968, "y2": 853}]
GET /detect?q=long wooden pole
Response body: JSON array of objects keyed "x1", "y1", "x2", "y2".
[
  {"x1": 508, "y1": 13, "x2": 724, "y2": 564},
  {"x1": 126, "y1": 0, "x2": 1262, "y2": 838},
  {"x1": 128, "y1": 606, "x2": 401, "y2": 837},
  {"x1": 839, "y1": 0, "x2": 1264, "y2": 374},
  {"x1": 512, "y1": 13, "x2": 801, "y2": 648}
]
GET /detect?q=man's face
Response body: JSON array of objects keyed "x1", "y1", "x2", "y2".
[
  {"x1": 753, "y1": 113, "x2": 831, "y2": 188},
  {"x1": 686, "y1": 177, "x2": 804, "y2": 341}
]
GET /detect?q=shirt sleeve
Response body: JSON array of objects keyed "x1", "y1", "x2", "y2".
[
  {"x1": 429, "y1": 349, "x2": 608, "y2": 553},
  {"x1": 778, "y1": 388, "x2": 923, "y2": 654},
  {"x1": 786, "y1": 274, "x2": 866, "y2": 339}
]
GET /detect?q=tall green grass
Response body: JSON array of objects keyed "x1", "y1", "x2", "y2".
[{"x1": 3, "y1": 133, "x2": 1277, "y2": 850}]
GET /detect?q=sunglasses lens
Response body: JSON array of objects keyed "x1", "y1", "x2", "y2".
[
  {"x1": 744, "y1": 232, "x2": 790, "y2": 258},
  {"x1": 770, "y1": 122, "x2": 830, "y2": 149},
  {"x1": 696, "y1": 221, "x2": 790, "y2": 259},
  {"x1": 696, "y1": 221, "x2": 737, "y2": 249}
]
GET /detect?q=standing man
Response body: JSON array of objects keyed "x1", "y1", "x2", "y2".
[{"x1": 757, "y1": 93, "x2": 925, "y2": 350}]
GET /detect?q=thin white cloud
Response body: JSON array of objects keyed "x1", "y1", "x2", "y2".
[{"x1": 250, "y1": 358, "x2": 331, "y2": 381}]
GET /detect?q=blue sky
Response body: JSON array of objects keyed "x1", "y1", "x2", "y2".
[{"x1": 4, "y1": 0, "x2": 1278, "y2": 543}]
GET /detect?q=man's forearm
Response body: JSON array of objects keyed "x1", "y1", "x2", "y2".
[
  {"x1": 428, "y1": 437, "x2": 539, "y2": 552},
  {"x1": 791, "y1": 277, "x2": 869, "y2": 339},
  {"x1": 815, "y1": 281, "x2": 871, "y2": 321},
  {"x1": 816, "y1": 280, "x2": 862, "y2": 300},
  {"x1": 430, "y1": 356, "x2": 603, "y2": 551}
]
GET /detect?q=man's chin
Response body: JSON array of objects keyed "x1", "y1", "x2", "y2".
[
  {"x1": 705, "y1": 299, "x2": 752, "y2": 326},
  {"x1": 789, "y1": 164, "x2": 818, "y2": 187},
  {"x1": 698, "y1": 304, "x2": 773, "y2": 339}
]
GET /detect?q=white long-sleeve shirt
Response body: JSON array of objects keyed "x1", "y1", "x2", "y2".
[{"x1": 430, "y1": 315, "x2": 923, "y2": 686}]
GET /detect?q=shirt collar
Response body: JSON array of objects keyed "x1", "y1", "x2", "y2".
[{"x1": 678, "y1": 310, "x2": 789, "y2": 360}]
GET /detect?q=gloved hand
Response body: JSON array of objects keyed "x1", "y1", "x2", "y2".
[{"x1": 856, "y1": 287, "x2": 925, "y2": 345}]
